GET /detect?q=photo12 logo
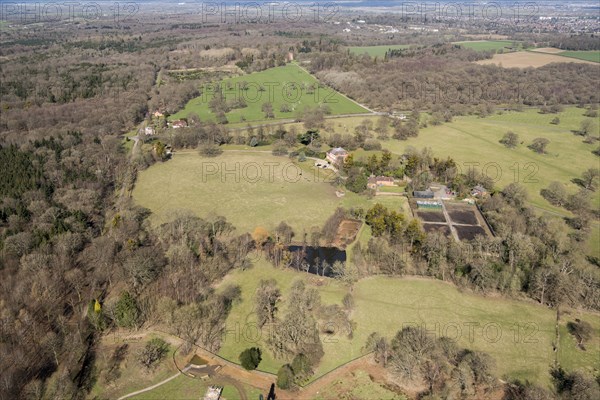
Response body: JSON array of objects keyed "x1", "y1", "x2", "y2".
[
  {"x1": 399, "y1": 2, "x2": 540, "y2": 23},
  {"x1": 199, "y1": 1, "x2": 340, "y2": 24},
  {"x1": 199, "y1": 161, "x2": 332, "y2": 184},
  {"x1": 200, "y1": 81, "x2": 339, "y2": 106},
  {"x1": 0, "y1": 2, "x2": 140, "y2": 23},
  {"x1": 400, "y1": 321, "x2": 540, "y2": 344}
]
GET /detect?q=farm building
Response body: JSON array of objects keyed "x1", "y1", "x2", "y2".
[
  {"x1": 367, "y1": 175, "x2": 395, "y2": 190},
  {"x1": 326, "y1": 147, "x2": 349, "y2": 164},
  {"x1": 413, "y1": 190, "x2": 434, "y2": 199}
]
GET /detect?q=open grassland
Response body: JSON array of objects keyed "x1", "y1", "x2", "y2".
[
  {"x1": 132, "y1": 151, "x2": 408, "y2": 234},
  {"x1": 453, "y1": 40, "x2": 522, "y2": 52},
  {"x1": 382, "y1": 107, "x2": 600, "y2": 215},
  {"x1": 133, "y1": 151, "x2": 340, "y2": 234},
  {"x1": 531, "y1": 48, "x2": 600, "y2": 63},
  {"x1": 348, "y1": 44, "x2": 410, "y2": 57},
  {"x1": 558, "y1": 308, "x2": 600, "y2": 377},
  {"x1": 476, "y1": 51, "x2": 598, "y2": 68},
  {"x1": 218, "y1": 261, "x2": 600, "y2": 387},
  {"x1": 557, "y1": 50, "x2": 600, "y2": 63},
  {"x1": 169, "y1": 63, "x2": 368, "y2": 124}
]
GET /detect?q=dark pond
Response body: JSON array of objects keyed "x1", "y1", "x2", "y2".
[{"x1": 286, "y1": 245, "x2": 346, "y2": 277}]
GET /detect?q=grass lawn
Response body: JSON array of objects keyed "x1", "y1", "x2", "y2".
[
  {"x1": 558, "y1": 308, "x2": 600, "y2": 376},
  {"x1": 378, "y1": 186, "x2": 406, "y2": 194},
  {"x1": 217, "y1": 261, "x2": 600, "y2": 388},
  {"x1": 380, "y1": 107, "x2": 600, "y2": 215},
  {"x1": 453, "y1": 40, "x2": 522, "y2": 52},
  {"x1": 169, "y1": 63, "x2": 368, "y2": 124},
  {"x1": 558, "y1": 51, "x2": 600, "y2": 63},
  {"x1": 348, "y1": 44, "x2": 411, "y2": 58},
  {"x1": 133, "y1": 150, "x2": 409, "y2": 234},
  {"x1": 128, "y1": 374, "x2": 265, "y2": 400},
  {"x1": 133, "y1": 151, "x2": 341, "y2": 234}
]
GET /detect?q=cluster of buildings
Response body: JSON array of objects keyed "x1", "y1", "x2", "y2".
[{"x1": 149, "y1": 110, "x2": 188, "y2": 131}]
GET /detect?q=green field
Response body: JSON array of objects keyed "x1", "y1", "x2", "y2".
[
  {"x1": 133, "y1": 150, "x2": 408, "y2": 234},
  {"x1": 453, "y1": 40, "x2": 522, "y2": 52},
  {"x1": 348, "y1": 44, "x2": 411, "y2": 57},
  {"x1": 169, "y1": 63, "x2": 368, "y2": 124},
  {"x1": 218, "y1": 261, "x2": 600, "y2": 387},
  {"x1": 381, "y1": 107, "x2": 600, "y2": 215},
  {"x1": 558, "y1": 51, "x2": 600, "y2": 63}
]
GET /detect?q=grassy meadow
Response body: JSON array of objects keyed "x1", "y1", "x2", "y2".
[
  {"x1": 558, "y1": 50, "x2": 600, "y2": 63},
  {"x1": 133, "y1": 151, "x2": 340, "y2": 234},
  {"x1": 132, "y1": 150, "x2": 409, "y2": 234},
  {"x1": 382, "y1": 107, "x2": 600, "y2": 214},
  {"x1": 169, "y1": 63, "x2": 368, "y2": 124},
  {"x1": 217, "y1": 261, "x2": 600, "y2": 387}
]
